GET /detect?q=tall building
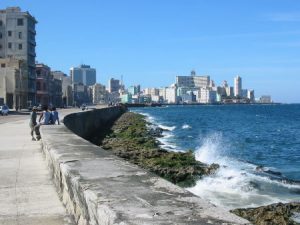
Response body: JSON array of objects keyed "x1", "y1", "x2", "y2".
[
  {"x1": 90, "y1": 83, "x2": 107, "y2": 104},
  {"x1": 247, "y1": 90, "x2": 255, "y2": 102},
  {"x1": 52, "y1": 71, "x2": 73, "y2": 107},
  {"x1": 200, "y1": 88, "x2": 217, "y2": 104},
  {"x1": 70, "y1": 64, "x2": 96, "y2": 86},
  {"x1": 165, "y1": 86, "x2": 177, "y2": 103},
  {"x1": 36, "y1": 63, "x2": 51, "y2": 106},
  {"x1": 108, "y1": 78, "x2": 121, "y2": 93},
  {"x1": 0, "y1": 7, "x2": 37, "y2": 105},
  {"x1": 0, "y1": 58, "x2": 27, "y2": 108},
  {"x1": 176, "y1": 71, "x2": 210, "y2": 88},
  {"x1": 234, "y1": 76, "x2": 242, "y2": 97}
]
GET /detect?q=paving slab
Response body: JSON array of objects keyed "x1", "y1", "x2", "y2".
[{"x1": 0, "y1": 119, "x2": 73, "y2": 225}]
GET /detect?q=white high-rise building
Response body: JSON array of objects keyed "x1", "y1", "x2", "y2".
[
  {"x1": 176, "y1": 71, "x2": 210, "y2": 88},
  {"x1": 165, "y1": 86, "x2": 177, "y2": 103},
  {"x1": 234, "y1": 76, "x2": 242, "y2": 97},
  {"x1": 200, "y1": 88, "x2": 216, "y2": 104}
]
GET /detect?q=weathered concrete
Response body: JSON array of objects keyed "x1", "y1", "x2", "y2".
[
  {"x1": 40, "y1": 107, "x2": 250, "y2": 225},
  {"x1": 0, "y1": 118, "x2": 73, "y2": 225}
]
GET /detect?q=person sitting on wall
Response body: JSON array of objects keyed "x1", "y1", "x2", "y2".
[
  {"x1": 35, "y1": 105, "x2": 51, "y2": 140},
  {"x1": 50, "y1": 107, "x2": 60, "y2": 125}
]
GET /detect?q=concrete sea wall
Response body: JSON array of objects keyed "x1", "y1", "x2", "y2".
[{"x1": 40, "y1": 107, "x2": 250, "y2": 225}]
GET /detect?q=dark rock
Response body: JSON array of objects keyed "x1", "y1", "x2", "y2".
[
  {"x1": 149, "y1": 127, "x2": 164, "y2": 137},
  {"x1": 99, "y1": 112, "x2": 219, "y2": 187},
  {"x1": 231, "y1": 202, "x2": 300, "y2": 225}
]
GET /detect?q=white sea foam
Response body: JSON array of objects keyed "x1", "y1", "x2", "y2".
[
  {"x1": 182, "y1": 124, "x2": 192, "y2": 129},
  {"x1": 187, "y1": 132, "x2": 300, "y2": 209},
  {"x1": 158, "y1": 124, "x2": 176, "y2": 131}
]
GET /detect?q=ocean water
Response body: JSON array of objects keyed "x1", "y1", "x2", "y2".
[{"x1": 130, "y1": 104, "x2": 300, "y2": 209}]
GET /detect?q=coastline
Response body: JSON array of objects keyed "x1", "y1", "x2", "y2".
[
  {"x1": 98, "y1": 109, "x2": 300, "y2": 225},
  {"x1": 99, "y1": 112, "x2": 219, "y2": 187}
]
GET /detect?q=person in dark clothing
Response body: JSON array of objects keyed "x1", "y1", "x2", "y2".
[{"x1": 29, "y1": 106, "x2": 40, "y2": 141}]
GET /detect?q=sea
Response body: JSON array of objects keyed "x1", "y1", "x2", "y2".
[{"x1": 130, "y1": 104, "x2": 300, "y2": 210}]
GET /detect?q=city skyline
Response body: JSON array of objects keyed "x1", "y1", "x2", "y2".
[{"x1": 0, "y1": 0, "x2": 299, "y2": 103}]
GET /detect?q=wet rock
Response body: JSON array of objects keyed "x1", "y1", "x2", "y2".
[
  {"x1": 100, "y1": 112, "x2": 219, "y2": 187},
  {"x1": 149, "y1": 127, "x2": 164, "y2": 137},
  {"x1": 231, "y1": 202, "x2": 300, "y2": 225}
]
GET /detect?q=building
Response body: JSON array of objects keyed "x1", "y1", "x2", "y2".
[
  {"x1": 35, "y1": 63, "x2": 51, "y2": 106},
  {"x1": 242, "y1": 89, "x2": 248, "y2": 98},
  {"x1": 247, "y1": 90, "x2": 255, "y2": 102},
  {"x1": 108, "y1": 78, "x2": 121, "y2": 93},
  {"x1": 121, "y1": 93, "x2": 132, "y2": 104},
  {"x1": 144, "y1": 88, "x2": 159, "y2": 96},
  {"x1": 225, "y1": 86, "x2": 234, "y2": 97},
  {"x1": 35, "y1": 63, "x2": 62, "y2": 107},
  {"x1": 165, "y1": 86, "x2": 177, "y2": 103},
  {"x1": 90, "y1": 83, "x2": 107, "y2": 104},
  {"x1": 52, "y1": 71, "x2": 73, "y2": 107},
  {"x1": 70, "y1": 64, "x2": 96, "y2": 86},
  {"x1": 0, "y1": 58, "x2": 27, "y2": 108},
  {"x1": 200, "y1": 88, "x2": 217, "y2": 104},
  {"x1": 0, "y1": 7, "x2": 37, "y2": 105},
  {"x1": 234, "y1": 76, "x2": 242, "y2": 97},
  {"x1": 128, "y1": 85, "x2": 140, "y2": 95},
  {"x1": 49, "y1": 77, "x2": 62, "y2": 107},
  {"x1": 181, "y1": 91, "x2": 196, "y2": 103},
  {"x1": 176, "y1": 71, "x2": 210, "y2": 88},
  {"x1": 73, "y1": 83, "x2": 90, "y2": 106},
  {"x1": 260, "y1": 95, "x2": 272, "y2": 104}
]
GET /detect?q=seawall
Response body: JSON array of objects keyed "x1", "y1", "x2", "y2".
[{"x1": 40, "y1": 106, "x2": 250, "y2": 225}]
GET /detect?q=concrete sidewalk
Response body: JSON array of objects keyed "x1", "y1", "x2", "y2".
[{"x1": 0, "y1": 119, "x2": 73, "y2": 225}]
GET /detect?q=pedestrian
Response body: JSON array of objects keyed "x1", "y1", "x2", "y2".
[
  {"x1": 51, "y1": 107, "x2": 60, "y2": 125},
  {"x1": 29, "y1": 106, "x2": 38, "y2": 141}
]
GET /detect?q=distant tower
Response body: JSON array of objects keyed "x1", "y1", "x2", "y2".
[
  {"x1": 191, "y1": 70, "x2": 196, "y2": 76},
  {"x1": 234, "y1": 76, "x2": 242, "y2": 97},
  {"x1": 223, "y1": 80, "x2": 228, "y2": 88}
]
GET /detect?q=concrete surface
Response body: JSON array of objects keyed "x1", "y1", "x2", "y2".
[
  {"x1": 0, "y1": 118, "x2": 74, "y2": 225},
  {"x1": 40, "y1": 107, "x2": 251, "y2": 225}
]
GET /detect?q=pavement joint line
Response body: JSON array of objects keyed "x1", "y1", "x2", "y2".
[{"x1": 14, "y1": 143, "x2": 25, "y2": 225}]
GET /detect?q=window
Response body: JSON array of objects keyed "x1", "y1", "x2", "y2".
[
  {"x1": 36, "y1": 82, "x2": 41, "y2": 91},
  {"x1": 0, "y1": 44, "x2": 2, "y2": 50},
  {"x1": 17, "y1": 18, "x2": 24, "y2": 26},
  {"x1": 18, "y1": 44, "x2": 22, "y2": 50},
  {"x1": 1, "y1": 63, "x2": 5, "y2": 68},
  {"x1": 8, "y1": 31, "x2": 12, "y2": 37},
  {"x1": 18, "y1": 32, "x2": 22, "y2": 39},
  {"x1": 0, "y1": 32, "x2": 2, "y2": 39},
  {"x1": 0, "y1": 20, "x2": 2, "y2": 26},
  {"x1": 8, "y1": 43, "x2": 12, "y2": 49}
]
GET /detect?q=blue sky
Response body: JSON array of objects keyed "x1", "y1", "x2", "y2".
[{"x1": 1, "y1": 0, "x2": 300, "y2": 103}]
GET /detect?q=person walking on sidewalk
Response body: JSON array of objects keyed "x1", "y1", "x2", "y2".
[{"x1": 29, "y1": 106, "x2": 39, "y2": 141}]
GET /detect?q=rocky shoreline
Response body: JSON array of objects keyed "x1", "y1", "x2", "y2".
[
  {"x1": 100, "y1": 112, "x2": 219, "y2": 187},
  {"x1": 231, "y1": 202, "x2": 300, "y2": 225},
  {"x1": 98, "y1": 111, "x2": 300, "y2": 225}
]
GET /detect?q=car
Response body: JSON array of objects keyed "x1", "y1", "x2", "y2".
[
  {"x1": 0, "y1": 105, "x2": 9, "y2": 116},
  {"x1": 81, "y1": 104, "x2": 87, "y2": 111}
]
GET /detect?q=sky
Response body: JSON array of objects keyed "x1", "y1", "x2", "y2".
[{"x1": 1, "y1": 0, "x2": 300, "y2": 103}]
